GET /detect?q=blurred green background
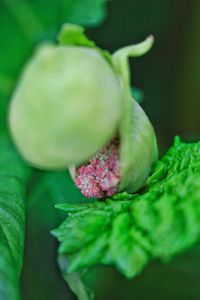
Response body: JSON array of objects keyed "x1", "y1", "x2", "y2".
[{"x1": 1, "y1": 0, "x2": 200, "y2": 299}]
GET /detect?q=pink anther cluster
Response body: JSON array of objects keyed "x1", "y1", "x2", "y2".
[{"x1": 75, "y1": 139, "x2": 120, "y2": 198}]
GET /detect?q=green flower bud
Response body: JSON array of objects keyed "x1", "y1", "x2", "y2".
[
  {"x1": 70, "y1": 97, "x2": 157, "y2": 197},
  {"x1": 69, "y1": 31, "x2": 158, "y2": 197},
  {"x1": 119, "y1": 97, "x2": 158, "y2": 193},
  {"x1": 9, "y1": 24, "x2": 158, "y2": 198},
  {"x1": 9, "y1": 39, "x2": 121, "y2": 169}
]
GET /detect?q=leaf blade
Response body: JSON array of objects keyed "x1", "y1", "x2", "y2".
[
  {"x1": 54, "y1": 138, "x2": 200, "y2": 282},
  {"x1": 0, "y1": 136, "x2": 30, "y2": 300}
]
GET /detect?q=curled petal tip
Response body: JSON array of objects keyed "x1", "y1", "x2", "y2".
[{"x1": 146, "y1": 34, "x2": 154, "y2": 47}]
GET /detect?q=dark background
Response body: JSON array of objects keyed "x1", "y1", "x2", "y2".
[
  {"x1": 92, "y1": 0, "x2": 200, "y2": 149},
  {"x1": 1, "y1": 0, "x2": 200, "y2": 299}
]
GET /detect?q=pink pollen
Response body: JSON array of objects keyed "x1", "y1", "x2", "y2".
[{"x1": 75, "y1": 139, "x2": 120, "y2": 198}]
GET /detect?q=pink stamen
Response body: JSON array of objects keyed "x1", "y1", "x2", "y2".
[{"x1": 75, "y1": 139, "x2": 120, "y2": 198}]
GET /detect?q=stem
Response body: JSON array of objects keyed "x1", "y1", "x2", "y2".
[
  {"x1": 58, "y1": 255, "x2": 93, "y2": 300},
  {"x1": 111, "y1": 36, "x2": 157, "y2": 192},
  {"x1": 113, "y1": 35, "x2": 154, "y2": 84},
  {"x1": 63, "y1": 272, "x2": 93, "y2": 300}
]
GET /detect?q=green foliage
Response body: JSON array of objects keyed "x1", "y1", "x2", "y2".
[
  {"x1": 53, "y1": 137, "x2": 200, "y2": 281},
  {"x1": 0, "y1": 2, "x2": 108, "y2": 296},
  {"x1": 0, "y1": 135, "x2": 30, "y2": 300},
  {"x1": 58, "y1": 23, "x2": 96, "y2": 47},
  {"x1": 0, "y1": 0, "x2": 108, "y2": 137},
  {"x1": 0, "y1": 0, "x2": 108, "y2": 78},
  {"x1": 61, "y1": 0, "x2": 108, "y2": 27}
]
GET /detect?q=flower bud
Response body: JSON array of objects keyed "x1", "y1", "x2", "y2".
[
  {"x1": 9, "y1": 43, "x2": 121, "y2": 169},
  {"x1": 9, "y1": 24, "x2": 158, "y2": 198},
  {"x1": 70, "y1": 98, "x2": 158, "y2": 197},
  {"x1": 68, "y1": 28, "x2": 158, "y2": 197}
]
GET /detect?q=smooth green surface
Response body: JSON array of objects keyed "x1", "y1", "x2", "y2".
[
  {"x1": 53, "y1": 137, "x2": 200, "y2": 280},
  {"x1": 61, "y1": 0, "x2": 107, "y2": 27},
  {"x1": 9, "y1": 43, "x2": 121, "y2": 169},
  {"x1": 58, "y1": 23, "x2": 96, "y2": 47},
  {"x1": 0, "y1": 135, "x2": 30, "y2": 300},
  {"x1": 112, "y1": 36, "x2": 158, "y2": 193},
  {"x1": 119, "y1": 99, "x2": 158, "y2": 193}
]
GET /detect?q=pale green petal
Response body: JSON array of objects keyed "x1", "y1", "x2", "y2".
[{"x1": 9, "y1": 44, "x2": 121, "y2": 169}]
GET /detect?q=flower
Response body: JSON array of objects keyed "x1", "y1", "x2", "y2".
[
  {"x1": 75, "y1": 139, "x2": 120, "y2": 198},
  {"x1": 9, "y1": 44, "x2": 121, "y2": 169},
  {"x1": 9, "y1": 24, "x2": 158, "y2": 198}
]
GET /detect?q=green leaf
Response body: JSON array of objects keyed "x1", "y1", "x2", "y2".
[
  {"x1": 61, "y1": 0, "x2": 108, "y2": 27},
  {"x1": 0, "y1": 0, "x2": 108, "y2": 81},
  {"x1": 0, "y1": 0, "x2": 109, "y2": 136},
  {"x1": 57, "y1": 23, "x2": 113, "y2": 67},
  {"x1": 0, "y1": 135, "x2": 30, "y2": 300},
  {"x1": 53, "y1": 137, "x2": 200, "y2": 283},
  {"x1": 58, "y1": 23, "x2": 95, "y2": 47}
]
